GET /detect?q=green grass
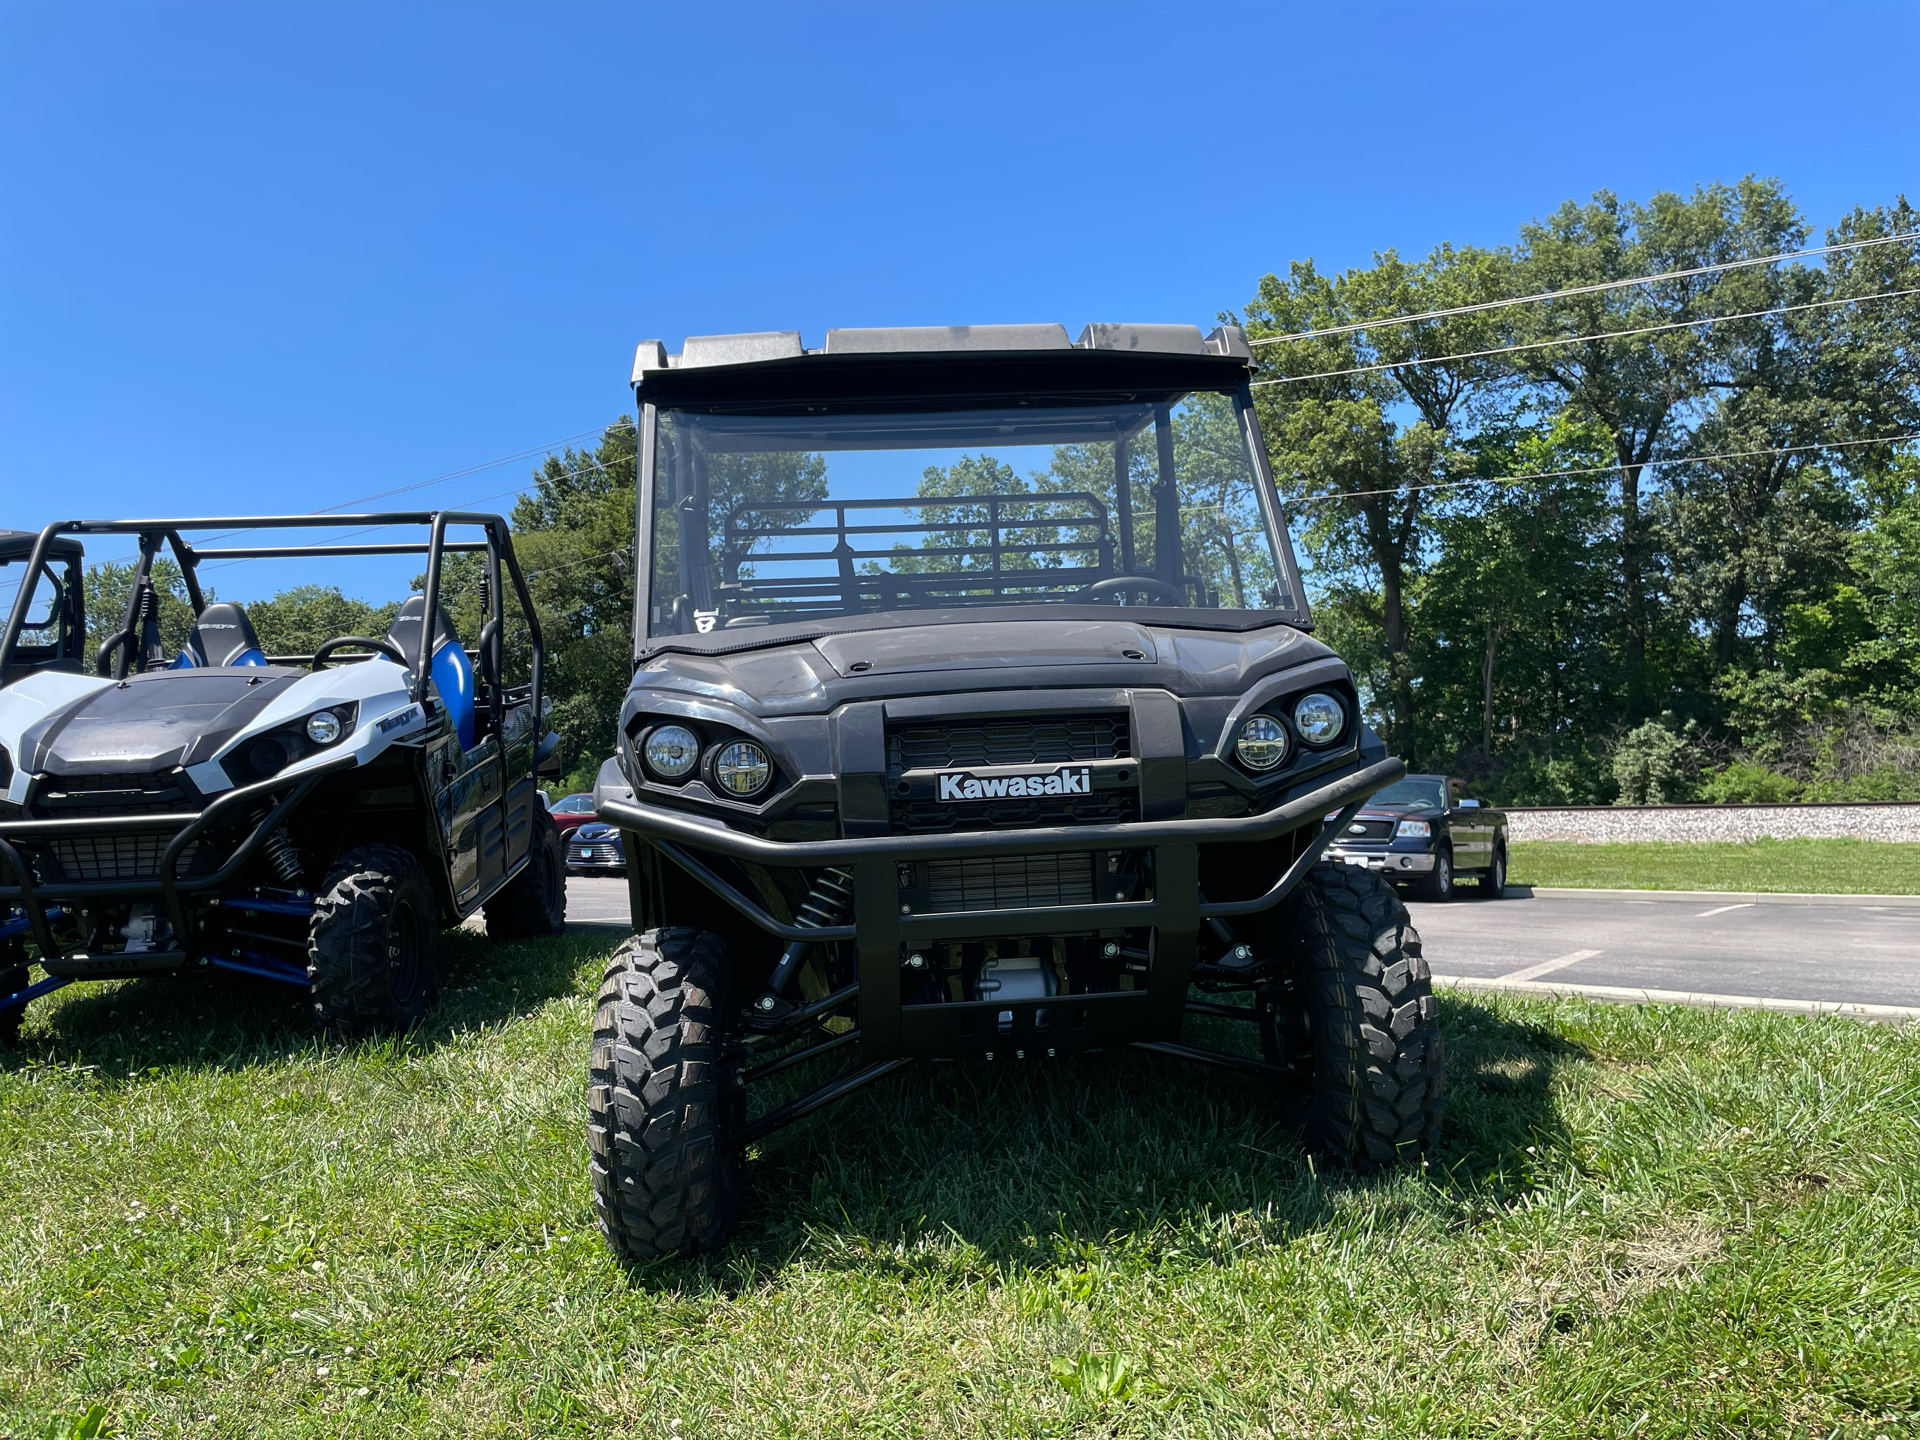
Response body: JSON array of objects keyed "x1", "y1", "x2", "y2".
[
  {"x1": 4, "y1": 927, "x2": 1920, "y2": 1438},
  {"x1": 1509, "y1": 837, "x2": 1920, "y2": 894}
]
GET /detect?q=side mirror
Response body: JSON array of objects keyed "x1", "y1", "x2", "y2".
[{"x1": 1458, "y1": 798, "x2": 1479, "y2": 808}]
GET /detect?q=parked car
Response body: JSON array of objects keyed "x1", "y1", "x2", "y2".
[
  {"x1": 566, "y1": 821, "x2": 626, "y2": 876},
  {"x1": 1322, "y1": 773, "x2": 1507, "y2": 901},
  {"x1": 549, "y1": 791, "x2": 598, "y2": 834}
]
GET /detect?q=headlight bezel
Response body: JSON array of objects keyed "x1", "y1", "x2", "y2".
[
  {"x1": 711, "y1": 739, "x2": 773, "y2": 798},
  {"x1": 641, "y1": 723, "x2": 703, "y2": 782},
  {"x1": 1291, "y1": 691, "x2": 1348, "y2": 748},
  {"x1": 1233, "y1": 713, "x2": 1290, "y2": 772}
]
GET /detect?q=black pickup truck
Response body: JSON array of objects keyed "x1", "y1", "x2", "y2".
[{"x1": 1321, "y1": 773, "x2": 1507, "y2": 901}]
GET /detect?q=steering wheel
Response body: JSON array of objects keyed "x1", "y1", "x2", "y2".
[
  {"x1": 312, "y1": 636, "x2": 410, "y2": 672},
  {"x1": 1080, "y1": 575, "x2": 1188, "y2": 606}
]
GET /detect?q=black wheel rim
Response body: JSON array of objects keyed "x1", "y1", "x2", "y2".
[{"x1": 387, "y1": 898, "x2": 424, "y2": 1006}]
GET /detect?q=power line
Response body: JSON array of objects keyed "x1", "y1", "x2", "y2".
[
  {"x1": 1251, "y1": 286, "x2": 1920, "y2": 388},
  {"x1": 1280, "y1": 430, "x2": 1920, "y2": 507},
  {"x1": 1246, "y1": 230, "x2": 1920, "y2": 348}
]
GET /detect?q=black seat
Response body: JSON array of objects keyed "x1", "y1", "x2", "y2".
[
  {"x1": 192, "y1": 602, "x2": 266, "y2": 667},
  {"x1": 387, "y1": 596, "x2": 475, "y2": 748}
]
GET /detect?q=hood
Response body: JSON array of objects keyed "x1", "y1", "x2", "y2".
[
  {"x1": 629, "y1": 617, "x2": 1332, "y2": 717},
  {"x1": 16, "y1": 667, "x2": 306, "y2": 775}
]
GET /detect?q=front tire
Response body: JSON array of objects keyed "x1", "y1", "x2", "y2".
[
  {"x1": 589, "y1": 927, "x2": 740, "y2": 1261},
  {"x1": 485, "y1": 807, "x2": 568, "y2": 940},
  {"x1": 1288, "y1": 862, "x2": 1446, "y2": 1168},
  {"x1": 1417, "y1": 844, "x2": 1454, "y2": 902},
  {"x1": 1478, "y1": 844, "x2": 1507, "y2": 899},
  {"x1": 308, "y1": 844, "x2": 440, "y2": 1037}
]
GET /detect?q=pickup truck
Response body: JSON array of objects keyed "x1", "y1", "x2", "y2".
[{"x1": 1321, "y1": 773, "x2": 1507, "y2": 901}]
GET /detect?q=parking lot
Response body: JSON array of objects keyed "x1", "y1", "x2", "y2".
[{"x1": 563, "y1": 876, "x2": 1919, "y2": 1017}]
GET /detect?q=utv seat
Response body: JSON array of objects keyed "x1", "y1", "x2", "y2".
[
  {"x1": 386, "y1": 596, "x2": 475, "y2": 749},
  {"x1": 169, "y1": 601, "x2": 268, "y2": 668}
]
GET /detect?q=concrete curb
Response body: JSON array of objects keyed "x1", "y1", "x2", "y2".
[
  {"x1": 1433, "y1": 973, "x2": 1920, "y2": 1023},
  {"x1": 1509, "y1": 885, "x2": 1920, "y2": 907}
]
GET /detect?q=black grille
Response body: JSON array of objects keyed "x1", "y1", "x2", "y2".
[
  {"x1": 925, "y1": 853, "x2": 1096, "y2": 912},
  {"x1": 1341, "y1": 819, "x2": 1396, "y2": 842},
  {"x1": 887, "y1": 712, "x2": 1133, "y2": 834},
  {"x1": 887, "y1": 713, "x2": 1129, "y2": 772},
  {"x1": 42, "y1": 833, "x2": 197, "y2": 882},
  {"x1": 34, "y1": 772, "x2": 195, "y2": 816},
  {"x1": 893, "y1": 790, "x2": 1137, "y2": 835}
]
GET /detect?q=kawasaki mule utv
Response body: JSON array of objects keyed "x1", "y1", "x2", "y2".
[
  {"x1": 587, "y1": 323, "x2": 1445, "y2": 1260},
  {"x1": 0, "y1": 512, "x2": 566, "y2": 1046}
]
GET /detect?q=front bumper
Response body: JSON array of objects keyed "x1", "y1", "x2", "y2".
[
  {"x1": 566, "y1": 840, "x2": 626, "y2": 873},
  {"x1": 0, "y1": 755, "x2": 355, "y2": 961},
  {"x1": 1325, "y1": 846, "x2": 1436, "y2": 874},
  {"x1": 600, "y1": 757, "x2": 1406, "y2": 1062}
]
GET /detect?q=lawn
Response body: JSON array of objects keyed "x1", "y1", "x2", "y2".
[
  {"x1": 3, "y1": 924, "x2": 1918, "y2": 1439},
  {"x1": 1509, "y1": 837, "x2": 1920, "y2": 894}
]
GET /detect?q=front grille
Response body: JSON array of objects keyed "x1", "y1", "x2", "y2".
[
  {"x1": 887, "y1": 713, "x2": 1129, "y2": 771},
  {"x1": 42, "y1": 833, "x2": 198, "y2": 882},
  {"x1": 34, "y1": 772, "x2": 194, "y2": 816},
  {"x1": 893, "y1": 790, "x2": 1138, "y2": 835},
  {"x1": 1341, "y1": 819, "x2": 1396, "y2": 842},
  {"x1": 887, "y1": 712, "x2": 1134, "y2": 834},
  {"x1": 925, "y1": 853, "x2": 1096, "y2": 912},
  {"x1": 27, "y1": 771, "x2": 206, "y2": 881}
]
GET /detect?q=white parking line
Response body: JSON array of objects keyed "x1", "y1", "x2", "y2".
[
  {"x1": 1432, "y1": 974, "x2": 1920, "y2": 1023},
  {"x1": 1696, "y1": 903, "x2": 1755, "y2": 918},
  {"x1": 1494, "y1": 948, "x2": 1602, "y2": 983}
]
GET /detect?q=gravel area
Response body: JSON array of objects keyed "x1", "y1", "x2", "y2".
[{"x1": 1506, "y1": 804, "x2": 1920, "y2": 843}]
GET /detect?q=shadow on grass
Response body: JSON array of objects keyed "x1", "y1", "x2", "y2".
[
  {"x1": 0, "y1": 919, "x2": 621, "y2": 1075},
  {"x1": 624, "y1": 991, "x2": 1593, "y2": 1290}
]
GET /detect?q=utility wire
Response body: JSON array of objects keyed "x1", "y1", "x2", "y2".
[
  {"x1": 1279, "y1": 430, "x2": 1920, "y2": 507},
  {"x1": 1251, "y1": 286, "x2": 1920, "y2": 388},
  {"x1": 1246, "y1": 230, "x2": 1920, "y2": 347}
]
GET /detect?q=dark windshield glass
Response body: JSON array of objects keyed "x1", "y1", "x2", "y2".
[
  {"x1": 1368, "y1": 779, "x2": 1446, "y2": 810},
  {"x1": 646, "y1": 393, "x2": 1304, "y2": 636}
]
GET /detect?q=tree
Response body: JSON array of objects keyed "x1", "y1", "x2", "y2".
[{"x1": 248, "y1": 585, "x2": 400, "y2": 657}]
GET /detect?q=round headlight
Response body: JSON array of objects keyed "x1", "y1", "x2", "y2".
[
  {"x1": 1293, "y1": 692, "x2": 1346, "y2": 746},
  {"x1": 713, "y1": 740, "x2": 772, "y2": 798},
  {"x1": 247, "y1": 735, "x2": 289, "y2": 777},
  {"x1": 643, "y1": 724, "x2": 701, "y2": 780},
  {"x1": 1235, "y1": 713, "x2": 1289, "y2": 771},
  {"x1": 305, "y1": 711, "x2": 343, "y2": 746}
]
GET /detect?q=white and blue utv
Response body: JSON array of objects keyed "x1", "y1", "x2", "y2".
[{"x1": 0, "y1": 512, "x2": 566, "y2": 1043}]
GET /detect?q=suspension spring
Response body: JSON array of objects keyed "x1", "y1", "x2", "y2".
[
  {"x1": 260, "y1": 827, "x2": 304, "y2": 887},
  {"x1": 760, "y1": 865, "x2": 856, "y2": 1003}
]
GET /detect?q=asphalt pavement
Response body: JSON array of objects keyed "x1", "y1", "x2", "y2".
[{"x1": 561, "y1": 876, "x2": 1919, "y2": 1017}]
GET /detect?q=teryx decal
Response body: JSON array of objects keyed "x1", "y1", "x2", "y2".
[
  {"x1": 936, "y1": 767, "x2": 1092, "y2": 802},
  {"x1": 377, "y1": 704, "x2": 423, "y2": 735}
]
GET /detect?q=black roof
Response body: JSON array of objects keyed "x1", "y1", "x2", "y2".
[
  {"x1": 631, "y1": 322, "x2": 1255, "y2": 410},
  {"x1": 0, "y1": 529, "x2": 84, "y2": 563}
]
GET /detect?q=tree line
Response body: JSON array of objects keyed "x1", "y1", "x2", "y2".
[{"x1": 67, "y1": 177, "x2": 1920, "y2": 804}]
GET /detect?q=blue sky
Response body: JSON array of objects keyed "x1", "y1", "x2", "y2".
[{"x1": 3, "y1": 0, "x2": 1916, "y2": 602}]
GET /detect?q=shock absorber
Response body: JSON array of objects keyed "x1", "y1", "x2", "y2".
[
  {"x1": 752, "y1": 866, "x2": 855, "y2": 1017},
  {"x1": 260, "y1": 828, "x2": 305, "y2": 888}
]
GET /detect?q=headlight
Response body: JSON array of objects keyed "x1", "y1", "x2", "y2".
[
  {"x1": 1234, "y1": 714, "x2": 1289, "y2": 771},
  {"x1": 305, "y1": 711, "x2": 343, "y2": 745},
  {"x1": 1396, "y1": 819, "x2": 1431, "y2": 837},
  {"x1": 643, "y1": 724, "x2": 701, "y2": 781},
  {"x1": 713, "y1": 740, "x2": 772, "y2": 798},
  {"x1": 1292, "y1": 692, "x2": 1346, "y2": 746}
]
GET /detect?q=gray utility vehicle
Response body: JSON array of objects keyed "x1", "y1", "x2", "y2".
[
  {"x1": 0, "y1": 513, "x2": 565, "y2": 1046},
  {"x1": 588, "y1": 323, "x2": 1444, "y2": 1259}
]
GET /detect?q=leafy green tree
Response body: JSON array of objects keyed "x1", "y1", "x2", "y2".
[{"x1": 248, "y1": 585, "x2": 400, "y2": 657}]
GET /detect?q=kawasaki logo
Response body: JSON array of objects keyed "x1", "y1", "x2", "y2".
[{"x1": 937, "y1": 767, "x2": 1091, "y2": 802}]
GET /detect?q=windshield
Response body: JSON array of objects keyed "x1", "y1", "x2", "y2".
[
  {"x1": 554, "y1": 794, "x2": 594, "y2": 813},
  {"x1": 1368, "y1": 779, "x2": 1446, "y2": 810},
  {"x1": 645, "y1": 392, "x2": 1304, "y2": 636}
]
